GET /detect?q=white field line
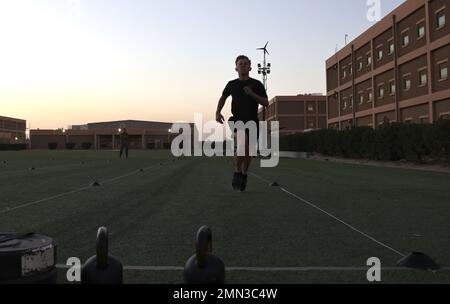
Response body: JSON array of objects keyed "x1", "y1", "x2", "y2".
[
  {"x1": 0, "y1": 162, "x2": 170, "y2": 215},
  {"x1": 55, "y1": 264, "x2": 450, "y2": 272},
  {"x1": 249, "y1": 172, "x2": 406, "y2": 258},
  {"x1": 0, "y1": 162, "x2": 89, "y2": 176}
]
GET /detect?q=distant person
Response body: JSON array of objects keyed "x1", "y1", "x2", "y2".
[
  {"x1": 216, "y1": 55, "x2": 269, "y2": 192},
  {"x1": 119, "y1": 128, "x2": 129, "y2": 159}
]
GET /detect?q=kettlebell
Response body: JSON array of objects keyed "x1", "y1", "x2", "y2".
[
  {"x1": 184, "y1": 226, "x2": 225, "y2": 284},
  {"x1": 81, "y1": 227, "x2": 123, "y2": 284}
]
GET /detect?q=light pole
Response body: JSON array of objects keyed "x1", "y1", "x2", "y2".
[
  {"x1": 257, "y1": 41, "x2": 271, "y2": 121},
  {"x1": 63, "y1": 128, "x2": 67, "y2": 147},
  {"x1": 15, "y1": 120, "x2": 18, "y2": 143},
  {"x1": 27, "y1": 123, "x2": 31, "y2": 149},
  {"x1": 167, "y1": 129, "x2": 171, "y2": 147}
]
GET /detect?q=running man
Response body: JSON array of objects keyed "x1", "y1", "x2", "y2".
[{"x1": 216, "y1": 55, "x2": 269, "y2": 192}]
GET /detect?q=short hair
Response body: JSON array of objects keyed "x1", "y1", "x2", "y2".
[{"x1": 235, "y1": 55, "x2": 251, "y2": 66}]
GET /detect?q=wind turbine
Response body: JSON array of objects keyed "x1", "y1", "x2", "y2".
[
  {"x1": 257, "y1": 41, "x2": 271, "y2": 121},
  {"x1": 257, "y1": 41, "x2": 270, "y2": 56}
]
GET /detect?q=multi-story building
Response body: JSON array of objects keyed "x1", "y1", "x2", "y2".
[
  {"x1": 258, "y1": 94, "x2": 327, "y2": 134},
  {"x1": 326, "y1": 0, "x2": 450, "y2": 129},
  {"x1": 0, "y1": 115, "x2": 26, "y2": 144}
]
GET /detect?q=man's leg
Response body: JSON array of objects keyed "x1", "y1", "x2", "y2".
[
  {"x1": 242, "y1": 125, "x2": 258, "y2": 174},
  {"x1": 241, "y1": 135, "x2": 251, "y2": 174},
  {"x1": 235, "y1": 156, "x2": 245, "y2": 173},
  {"x1": 242, "y1": 156, "x2": 252, "y2": 175},
  {"x1": 119, "y1": 146, "x2": 123, "y2": 158},
  {"x1": 237, "y1": 134, "x2": 252, "y2": 191},
  {"x1": 125, "y1": 146, "x2": 129, "y2": 159},
  {"x1": 232, "y1": 129, "x2": 245, "y2": 190}
]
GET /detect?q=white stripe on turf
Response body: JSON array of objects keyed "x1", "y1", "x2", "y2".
[
  {"x1": 55, "y1": 264, "x2": 449, "y2": 272},
  {"x1": 249, "y1": 172, "x2": 406, "y2": 258},
  {"x1": 0, "y1": 162, "x2": 167, "y2": 215},
  {"x1": 0, "y1": 162, "x2": 97, "y2": 176}
]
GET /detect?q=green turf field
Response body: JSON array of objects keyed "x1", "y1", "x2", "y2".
[{"x1": 0, "y1": 150, "x2": 449, "y2": 284}]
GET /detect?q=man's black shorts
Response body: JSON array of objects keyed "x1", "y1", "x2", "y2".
[{"x1": 228, "y1": 117, "x2": 260, "y2": 140}]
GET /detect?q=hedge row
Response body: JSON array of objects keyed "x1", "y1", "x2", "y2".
[
  {"x1": 47, "y1": 142, "x2": 92, "y2": 150},
  {"x1": 0, "y1": 144, "x2": 27, "y2": 151},
  {"x1": 280, "y1": 119, "x2": 450, "y2": 162}
]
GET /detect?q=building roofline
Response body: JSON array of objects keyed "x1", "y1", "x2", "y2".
[
  {"x1": 269, "y1": 95, "x2": 327, "y2": 101},
  {"x1": 87, "y1": 119, "x2": 175, "y2": 126},
  {"x1": 326, "y1": 0, "x2": 425, "y2": 68},
  {"x1": 0, "y1": 115, "x2": 26, "y2": 122}
]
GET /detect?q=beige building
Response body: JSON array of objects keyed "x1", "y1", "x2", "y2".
[
  {"x1": 0, "y1": 115, "x2": 26, "y2": 144},
  {"x1": 30, "y1": 120, "x2": 185, "y2": 150}
]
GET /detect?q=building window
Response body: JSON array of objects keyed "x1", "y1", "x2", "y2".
[
  {"x1": 377, "y1": 49, "x2": 383, "y2": 61},
  {"x1": 417, "y1": 23, "x2": 425, "y2": 39},
  {"x1": 378, "y1": 86, "x2": 384, "y2": 99},
  {"x1": 419, "y1": 70, "x2": 427, "y2": 86},
  {"x1": 404, "y1": 118, "x2": 413, "y2": 123},
  {"x1": 349, "y1": 65, "x2": 352, "y2": 76},
  {"x1": 308, "y1": 106, "x2": 314, "y2": 112},
  {"x1": 404, "y1": 78, "x2": 411, "y2": 91},
  {"x1": 343, "y1": 69, "x2": 347, "y2": 79},
  {"x1": 359, "y1": 61, "x2": 363, "y2": 71},
  {"x1": 439, "y1": 64, "x2": 448, "y2": 80},
  {"x1": 367, "y1": 55, "x2": 372, "y2": 66},
  {"x1": 390, "y1": 81, "x2": 396, "y2": 95},
  {"x1": 402, "y1": 32, "x2": 410, "y2": 47},
  {"x1": 343, "y1": 100, "x2": 347, "y2": 110},
  {"x1": 349, "y1": 96, "x2": 353, "y2": 108},
  {"x1": 359, "y1": 94, "x2": 364, "y2": 105},
  {"x1": 388, "y1": 41, "x2": 395, "y2": 55},
  {"x1": 368, "y1": 91, "x2": 373, "y2": 103},
  {"x1": 437, "y1": 11, "x2": 446, "y2": 29},
  {"x1": 420, "y1": 116, "x2": 429, "y2": 124}
]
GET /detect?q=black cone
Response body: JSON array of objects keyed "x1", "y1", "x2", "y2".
[{"x1": 397, "y1": 252, "x2": 440, "y2": 271}]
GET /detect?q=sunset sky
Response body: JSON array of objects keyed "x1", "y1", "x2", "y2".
[{"x1": 0, "y1": 0, "x2": 405, "y2": 129}]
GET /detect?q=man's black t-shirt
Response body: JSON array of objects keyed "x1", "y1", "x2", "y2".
[{"x1": 222, "y1": 78, "x2": 267, "y2": 122}]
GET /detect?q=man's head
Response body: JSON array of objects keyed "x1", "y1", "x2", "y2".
[
  {"x1": 235, "y1": 55, "x2": 251, "y2": 75},
  {"x1": 123, "y1": 128, "x2": 127, "y2": 133}
]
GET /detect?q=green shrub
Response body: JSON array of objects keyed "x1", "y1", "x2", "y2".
[
  {"x1": 0, "y1": 144, "x2": 27, "y2": 151},
  {"x1": 278, "y1": 120, "x2": 450, "y2": 163},
  {"x1": 81, "y1": 142, "x2": 92, "y2": 150},
  {"x1": 374, "y1": 123, "x2": 403, "y2": 161},
  {"x1": 66, "y1": 142, "x2": 76, "y2": 150},
  {"x1": 48, "y1": 142, "x2": 58, "y2": 150},
  {"x1": 431, "y1": 119, "x2": 450, "y2": 162}
]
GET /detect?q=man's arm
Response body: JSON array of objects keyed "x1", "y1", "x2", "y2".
[
  {"x1": 216, "y1": 95, "x2": 227, "y2": 124},
  {"x1": 243, "y1": 87, "x2": 269, "y2": 107}
]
